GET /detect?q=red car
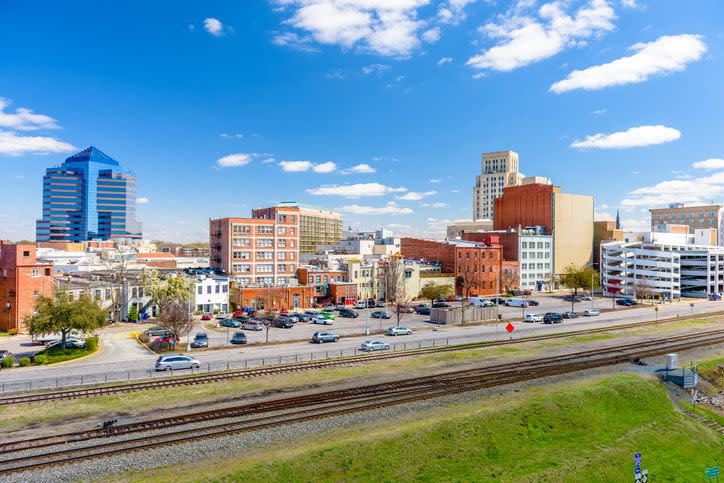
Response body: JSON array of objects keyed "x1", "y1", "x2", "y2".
[
  {"x1": 201, "y1": 314, "x2": 212, "y2": 321},
  {"x1": 446, "y1": 296, "x2": 456, "y2": 302}
]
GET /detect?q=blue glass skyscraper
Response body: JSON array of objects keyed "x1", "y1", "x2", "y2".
[{"x1": 36, "y1": 146, "x2": 142, "y2": 242}]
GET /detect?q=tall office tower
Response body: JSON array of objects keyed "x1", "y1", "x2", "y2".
[
  {"x1": 36, "y1": 146, "x2": 142, "y2": 242},
  {"x1": 472, "y1": 150, "x2": 524, "y2": 222}
]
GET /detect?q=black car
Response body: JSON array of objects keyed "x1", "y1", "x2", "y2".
[
  {"x1": 491, "y1": 297, "x2": 507, "y2": 305},
  {"x1": 528, "y1": 300, "x2": 540, "y2": 306},
  {"x1": 562, "y1": 311, "x2": 578, "y2": 319},
  {"x1": 416, "y1": 307, "x2": 431, "y2": 315},
  {"x1": 230, "y1": 331, "x2": 247, "y2": 345},
  {"x1": 338, "y1": 308, "x2": 359, "y2": 318},
  {"x1": 432, "y1": 302, "x2": 451, "y2": 308},
  {"x1": 543, "y1": 312, "x2": 563, "y2": 324},
  {"x1": 271, "y1": 318, "x2": 294, "y2": 329},
  {"x1": 617, "y1": 299, "x2": 637, "y2": 306}
]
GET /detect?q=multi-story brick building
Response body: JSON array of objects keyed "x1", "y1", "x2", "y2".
[
  {"x1": 209, "y1": 205, "x2": 300, "y2": 286},
  {"x1": 400, "y1": 238, "x2": 456, "y2": 272},
  {"x1": 296, "y1": 266, "x2": 351, "y2": 305},
  {"x1": 253, "y1": 202, "x2": 342, "y2": 254},
  {"x1": 650, "y1": 203, "x2": 724, "y2": 244},
  {"x1": 232, "y1": 285, "x2": 314, "y2": 311},
  {"x1": 0, "y1": 241, "x2": 54, "y2": 332}
]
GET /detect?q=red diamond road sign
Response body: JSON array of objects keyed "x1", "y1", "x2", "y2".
[{"x1": 506, "y1": 323, "x2": 515, "y2": 333}]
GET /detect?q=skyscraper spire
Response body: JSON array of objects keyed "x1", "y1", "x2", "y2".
[{"x1": 615, "y1": 209, "x2": 621, "y2": 230}]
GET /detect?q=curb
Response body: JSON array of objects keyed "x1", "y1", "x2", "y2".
[{"x1": 46, "y1": 340, "x2": 103, "y2": 366}]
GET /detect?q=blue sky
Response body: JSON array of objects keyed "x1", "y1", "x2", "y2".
[{"x1": 1, "y1": 0, "x2": 723, "y2": 242}]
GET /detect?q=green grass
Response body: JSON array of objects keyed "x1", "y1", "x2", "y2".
[
  {"x1": 35, "y1": 336, "x2": 99, "y2": 365},
  {"x1": 0, "y1": 332, "x2": 10, "y2": 337},
  {"x1": 127, "y1": 374, "x2": 722, "y2": 482},
  {"x1": 681, "y1": 401, "x2": 724, "y2": 427}
]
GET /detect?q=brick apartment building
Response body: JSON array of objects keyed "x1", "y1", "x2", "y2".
[
  {"x1": 232, "y1": 285, "x2": 314, "y2": 311},
  {"x1": 296, "y1": 267, "x2": 356, "y2": 305},
  {"x1": 209, "y1": 205, "x2": 300, "y2": 286},
  {"x1": 0, "y1": 241, "x2": 54, "y2": 332},
  {"x1": 400, "y1": 237, "x2": 504, "y2": 296}
]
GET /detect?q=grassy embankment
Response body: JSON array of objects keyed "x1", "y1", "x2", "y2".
[{"x1": 125, "y1": 374, "x2": 722, "y2": 482}]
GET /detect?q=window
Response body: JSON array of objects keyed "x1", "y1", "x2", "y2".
[
  {"x1": 323, "y1": 276, "x2": 328, "y2": 282},
  {"x1": 257, "y1": 225, "x2": 273, "y2": 235},
  {"x1": 207, "y1": 286, "x2": 211, "y2": 294},
  {"x1": 291, "y1": 215, "x2": 296, "y2": 223},
  {"x1": 31, "y1": 268, "x2": 40, "y2": 277},
  {"x1": 197, "y1": 286, "x2": 202, "y2": 294},
  {"x1": 278, "y1": 214, "x2": 287, "y2": 223},
  {"x1": 291, "y1": 227, "x2": 296, "y2": 235},
  {"x1": 215, "y1": 285, "x2": 220, "y2": 293},
  {"x1": 22, "y1": 250, "x2": 30, "y2": 257},
  {"x1": 233, "y1": 238, "x2": 251, "y2": 248},
  {"x1": 257, "y1": 239, "x2": 273, "y2": 247},
  {"x1": 233, "y1": 224, "x2": 251, "y2": 234},
  {"x1": 278, "y1": 239, "x2": 287, "y2": 248},
  {"x1": 278, "y1": 227, "x2": 287, "y2": 235},
  {"x1": 222, "y1": 285, "x2": 228, "y2": 293}
]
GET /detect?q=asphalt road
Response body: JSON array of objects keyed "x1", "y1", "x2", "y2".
[{"x1": 0, "y1": 294, "x2": 719, "y2": 391}]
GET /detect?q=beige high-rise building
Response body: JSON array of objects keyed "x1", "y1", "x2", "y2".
[{"x1": 473, "y1": 151, "x2": 523, "y2": 222}]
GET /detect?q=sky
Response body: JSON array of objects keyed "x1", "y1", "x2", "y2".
[{"x1": 1, "y1": 0, "x2": 723, "y2": 242}]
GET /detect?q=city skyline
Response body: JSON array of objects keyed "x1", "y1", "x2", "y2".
[{"x1": 1, "y1": 1, "x2": 723, "y2": 242}]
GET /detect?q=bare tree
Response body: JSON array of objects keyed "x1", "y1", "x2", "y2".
[
  {"x1": 633, "y1": 279, "x2": 656, "y2": 304},
  {"x1": 501, "y1": 267, "x2": 519, "y2": 293},
  {"x1": 255, "y1": 287, "x2": 284, "y2": 343},
  {"x1": 380, "y1": 256, "x2": 409, "y2": 327},
  {"x1": 101, "y1": 252, "x2": 133, "y2": 323},
  {"x1": 457, "y1": 253, "x2": 481, "y2": 299},
  {"x1": 159, "y1": 300, "x2": 192, "y2": 346}
]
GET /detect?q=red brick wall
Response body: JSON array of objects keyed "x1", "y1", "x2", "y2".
[
  {"x1": 232, "y1": 285, "x2": 314, "y2": 310},
  {"x1": 494, "y1": 184, "x2": 559, "y2": 231},
  {"x1": 329, "y1": 283, "x2": 357, "y2": 305},
  {"x1": 462, "y1": 231, "x2": 520, "y2": 261},
  {"x1": 400, "y1": 238, "x2": 456, "y2": 272},
  {"x1": 454, "y1": 245, "x2": 503, "y2": 296}
]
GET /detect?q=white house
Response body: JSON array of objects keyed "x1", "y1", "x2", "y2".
[{"x1": 193, "y1": 275, "x2": 229, "y2": 313}]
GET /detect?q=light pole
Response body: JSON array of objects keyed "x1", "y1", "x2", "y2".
[
  {"x1": 591, "y1": 273, "x2": 595, "y2": 310},
  {"x1": 364, "y1": 302, "x2": 369, "y2": 336},
  {"x1": 186, "y1": 282, "x2": 192, "y2": 351}
]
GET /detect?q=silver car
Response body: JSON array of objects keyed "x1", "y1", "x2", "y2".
[
  {"x1": 386, "y1": 327, "x2": 412, "y2": 336},
  {"x1": 155, "y1": 354, "x2": 201, "y2": 371},
  {"x1": 360, "y1": 339, "x2": 391, "y2": 351},
  {"x1": 241, "y1": 320, "x2": 264, "y2": 331}
]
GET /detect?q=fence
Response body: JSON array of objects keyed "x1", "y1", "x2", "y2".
[
  {"x1": 0, "y1": 335, "x2": 461, "y2": 394},
  {"x1": 430, "y1": 306, "x2": 499, "y2": 325}
]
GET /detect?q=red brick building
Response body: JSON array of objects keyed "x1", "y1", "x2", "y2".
[
  {"x1": 400, "y1": 238, "x2": 455, "y2": 272},
  {"x1": 0, "y1": 241, "x2": 54, "y2": 332},
  {"x1": 231, "y1": 285, "x2": 314, "y2": 311},
  {"x1": 296, "y1": 267, "x2": 352, "y2": 305},
  {"x1": 494, "y1": 183, "x2": 557, "y2": 231},
  {"x1": 329, "y1": 282, "x2": 357, "y2": 306}
]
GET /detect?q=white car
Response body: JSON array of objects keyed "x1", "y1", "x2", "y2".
[
  {"x1": 311, "y1": 317, "x2": 333, "y2": 325},
  {"x1": 355, "y1": 301, "x2": 367, "y2": 309},
  {"x1": 583, "y1": 308, "x2": 600, "y2": 316},
  {"x1": 359, "y1": 339, "x2": 391, "y2": 352},
  {"x1": 524, "y1": 313, "x2": 543, "y2": 323},
  {"x1": 386, "y1": 326, "x2": 412, "y2": 336}
]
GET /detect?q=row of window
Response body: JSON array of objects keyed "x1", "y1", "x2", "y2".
[
  {"x1": 459, "y1": 251, "x2": 496, "y2": 260},
  {"x1": 655, "y1": 219, "x2": 714, "y2": 226},
  {"x1": 311, "y1": 275, "x2": 346, "y2": 283},
  {"x1": 521, "y1": 241, "x2": 550, "y2": 249},
  {"x1": 231, "y1": 225, "x2": 297, "y2": 235},
  {"x1": 196, "y1": 284, "x2": 229, "y2": 295},
  {"x1": 231, "y1": 263, "x2": 296, "y2": 273},
  {"x1": 231, "y1": 251, "x2": 296, "y2": 260},
  {"x1": 521, "y1": 273, "x2": 548, "y2": 279},
  {"x1": 654, "y1": 211, "x2": 716, "y2": 219},
  {"x1": 521, "y1": 252, "x2": 549, "y2": 259},
  {"x1": 521, "y1": 263, "x2": 551, "y2": 270}
]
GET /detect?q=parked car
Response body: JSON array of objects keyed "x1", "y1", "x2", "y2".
[
  {"x1": 396, "y1": 305, "x2": 416, "y2": 314},
  {"x1": 709, "y1": 293, "x2": 722, "y2": 301},
  {"x1": 278, "y1": 313, "x2": 299, "y2": 324},
  {"x1": 491, "y1": 297, "x2": 507, "y2": 305},
  {"x1": 416, "y1": 307, "x2": 431, "y2": 315},
  {"x1": 312, "y1": 331, "x2": 340, "y2": 343},
  {"x1": 415, "y1": 303, "x2": 428, "y2": 309},
  {"x1": 583, "y1": 308, "x2": 600, "y2": 316},
  {"x1": 144, "y1": 327, "x2": 171, "y2": 337},
  {"x1": 0, "y1": 349, "x2": 12, "y2": 359},
  {"x1": 215, "y1": 312, "x2": 228, "y2": 319},
  {"x1": 359, "y1": 339, "x2": 391, "y2": 351},
  {"x1": 319, "y1": 311, "x2": 336, "y2": 320},
  {"x1": 219, "y1": 318, "x2": 241, "y2": 328},
  {"x1": 376, "y1": 301, "x2": 386, "y2": 307},
  {"x1": 445, "y1": 296, "x2": 456, "y2": 302},
  {"x1": 201, "y1": 313, "x2": 212, "y2": 321},
  {"x1": 46, "y1": 338, "x2": 86, "y2": 350},
  {"x1": 338, "y1": 308, "x2": 359, "y2": 318},
  {"x1": 543, "y1": 312, "x2": 562, "y2": 324},
  {"x1": 562, "y1": 311, "x2": 579, "y2": 319},
  {"x1": 355, "y1": 301, "x2": 367, "y2": 309},
  {"x1": 386, "y1": 326, "x2": 412, "y2": 336},
  {"x1": 311, "y1": 316, "x2": 333, "y2": 325},
  {"x1": 616, "y1": 299, "x2": 637, "y2": 306},
  {"x1": 524, "y1": 313, "x2": 542, "y2": 323},
  {"x1": 432, "y1": 302, "x2": 451, "y2": 308},
  {"x1": 230, "y1": 331, "x2": 247, "y2": 345},
  {"x1": 508, "y1": 290, "x2": 523, "y2": 296},
  {"x1": 371, "y1": 311, "x2": 391, "y2": 319},
  {"x1": 155, "y1": 354, "x2": 201, "y2": 371},
  {"x1": 469, "y1": 297, "x2": 494, "y2": 307},
  {"x1": 190, "y1": 332, "x2": 209, "y2": 348},
  {"x1": 324, "y1": 304, "x2": 335, "y2": 311},
  {"x1": 271, "y1": 318, "x2": 294, "y2": 329},
  {"x1": 241, "y1": 320, "x2": 264, "y2": 331},
  {"x1": 527, "y1": 300, "x2": 540, "y2": 306},
  {"x1": 505, "y1": 298, "x2": 528, "y2": 307}
]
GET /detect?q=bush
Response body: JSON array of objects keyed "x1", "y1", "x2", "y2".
[
  {"x1": 19, "y1": 357, "x2": 30, "y2": 367},
  {"x1": 85, "y1": 336, "x2": 99, "y2": 352},
  {"x1": 1, "y1": 356, "x2": 14, "y2": 368},
  {"x1": 34, "y1": 354, "x2": 47, "y2": 365},
  {"x1": 8, "y1": 328, "x2": 18, "y2": 335}
]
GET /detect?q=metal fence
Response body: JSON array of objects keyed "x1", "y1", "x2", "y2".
[{"x1": 0, "y1": 335, "x2": 460, "y2": 394}]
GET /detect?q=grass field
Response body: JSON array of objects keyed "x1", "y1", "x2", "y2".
[
  {"x1": 124, "y1": 374, "x2": 722, "y2": 482},
  {"x1": 35, "y1": 336, "x2": 100, "y2": 365}
]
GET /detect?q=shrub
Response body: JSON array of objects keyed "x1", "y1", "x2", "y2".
[
  {"x1": 85, "y1": 336, "x2": 99, "y2": 352},
  {"x1": 8, "y1": 328, "x2": 18, "y2": 335},
  {"x1": 1, "y1": 356, "x2": 14, "y2": 368},
  {"x1": 34, "y1": 354, "x2": 47, "y2": 365},
  {"x1": 19, "y1": 357, "x2": 30, "y2": 367}
]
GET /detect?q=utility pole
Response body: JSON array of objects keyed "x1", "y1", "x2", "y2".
[
  {"x1": 186, "y1": 282, "x2": 192, "y2": 351},
  {"x1": 591, "y1": 272, "x2": 595, "y2": 310},
  {"x1": 364, "y1": 302, "x2": 369, "y2": 336}
]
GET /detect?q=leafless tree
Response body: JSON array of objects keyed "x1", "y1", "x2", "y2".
[
  {"x1": 633, "y1": 279, "x2": 656, "y2": 304},
  {"x1": 158, "y1": 300, "x2": 192, "y2": 346},
  {"x1": 255, "y1": 287, "x2": 284, "y2": 343},
  {"x1": 457, "y1": 253, "x2": 481, "y2": 299},
  {"x1": 102, "y1": 253, "x2": 133, "y2": 323},
  {"x1": 501, "y1": 267, "x2": 519, "y2": 293},
  {"x1": 380, "y1": 256, "x2": 409, "y2": 328}
]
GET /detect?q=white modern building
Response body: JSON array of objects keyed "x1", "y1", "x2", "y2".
[
  {"x1": 193, "y1": 275, "x2": 230, "y2": 313},
  {"x1": 518, "y1": 227, "x2": 554, "y2": 291},
  {"x1": 601, "y1": 228, "x2": 724, "y2": 299}
]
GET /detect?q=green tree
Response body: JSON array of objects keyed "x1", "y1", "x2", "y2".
[
  {"x1": 419, "y1": 282, "x2": 453, "y2": 307},
  {"x1": 25, "y1": 292, "x2": 107, "y2": 349},
  {"x1": 141, "y1": 269, "x2": 192, "y2": 315},
  {"x1": 559, "y1": 264, "x2": 599, "y2": 311},
  {"x1": 127, "y1": 304, "x2": 139, "y2": 323}
]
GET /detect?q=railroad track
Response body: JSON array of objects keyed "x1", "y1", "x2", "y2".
[
  {"x1": 2, "y1": 310, "x2": 722, "y2": 406},
  {"x1": 0, "y1": 329, "x2": 721, "y2": 475}
]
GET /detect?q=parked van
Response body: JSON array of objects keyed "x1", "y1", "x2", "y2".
[
  {"x1": 468, "y1": 297, "x2": 494, "y2": 307},
  {"x1": 504, "y1": 298, "x2": 528, "y2": 307}
]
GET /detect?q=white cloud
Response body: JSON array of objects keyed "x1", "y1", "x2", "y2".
[
  {"x1": 0, "y1": 98, "x2": 59, "y2": 131},
  {"x1": 438, "y1": 0, "x2": 476, "y2": 25},
  {"x1": 592, "y1": 108, "x2": 607, "y2": 115},
  {"x1": 0, "y1": 130, "x2": 76, "y2": 156},
  {"x1": 621, "y1": 0, "x2": 638, "y2": 8},
  {"x1": 362, "y1": 63, "x2": 390, "y2": 75},
  {"x1": 220, "y1": 133, "x2": 243, "y2": 139},
  {"x1": 342, "y1": 163, "x2": 376, "y2": 174},
  {"x1": 204, "y1": 18, "x2": 224, "y2": 36},
  {"x1": 620, "y1": 170, "x2": 724, "y2": 208},
  {"x1": 326, "y1": 70, "x2": 345, "y2": 80},
  {"x1": 136, "y1": 197, "x2": 150, "y2": 205},
  {"x1": 422, "y1": 27, "x2": 441, "y2": 43},
  {"x1": 551, "y1": 34, "x2": 707, "y2": 93},
  {"x1": 571, "y1": 125, "x2": 680, "y2": 149},
  {"x1": 693, "y1": 158, "x2": 724, "y2": 170},
  {"x1": 307, "y1": 182, "x2": 407, "y2": 197},
  {"x1": 421, "y1": 201, "x2": 448, "y2": 208},
  {"x1": 217, "y1": 153, "x2": 252, "y2": 168},
  {"x1": 396, "y1": 190, "x2": 437, "y2": 201},
  {"x1": 472, "y1": 72, "x2": 486, "y2": 79},
  {"x1": 437, "y1": 56, "x2": 453, "y2": 65},
  {"x1": 430, "y1": 178, "x2": 441, "y2": 183},
  {"x1": 273, "y1": 0, "x2": 430, "y2": 57},
  {"x1": 337, "y1": 201, "x2": 413, "y2": 215},
  {"x1": 467, "y1": 0, "x2": 616, "y2": 72},
  {"x1": 272, "y1": 32, "x2": 318, "y2": 52},
  {"x1": 313, "y1": 161, "x2": 337, "y2": 173},
  {"x1": 279, "y1": 160, "x2": 314, "y2": 172}
]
